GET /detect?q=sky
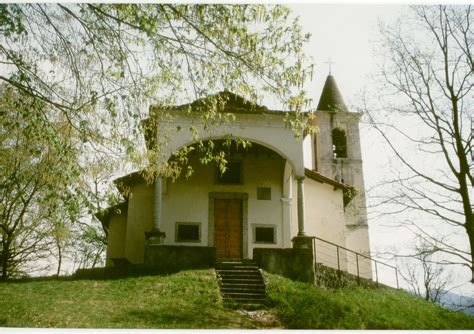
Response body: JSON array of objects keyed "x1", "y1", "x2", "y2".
[{"x1": 288, "y1": 4, "x2": 405, "y2": 108}]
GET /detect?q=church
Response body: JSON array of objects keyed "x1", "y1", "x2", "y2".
[{"x1": 97, "y1": 74, "x2": 372, "y2": 280}]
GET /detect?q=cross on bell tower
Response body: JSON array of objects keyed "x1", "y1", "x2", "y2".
[{"x1": 325, "y1": 58, "x2": 335, "y2": 75}]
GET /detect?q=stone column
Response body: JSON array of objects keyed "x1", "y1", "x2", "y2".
[
  {"x1": 154, "y1": 176, "x2": 162, "y2": 230},
  {"x1": 146, "y1": 176, "x2": 166, "y2": 244},
  {"x1": 292, "y1": 176, "x2": 313, "y2": 250},
  {"x1": 297, "y1": 176, "x2": 306, "y2": 236}
]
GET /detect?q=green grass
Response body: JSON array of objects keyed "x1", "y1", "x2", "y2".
[
  {"x1": 0, "y1": 269, "x2": 260, "y2": 329},
  {"x1": 265, "y1": 273, "x2": 474, "y2": 329},
  {"x1": 0, "y1": 269, "x2": 473, "y2": 329}
]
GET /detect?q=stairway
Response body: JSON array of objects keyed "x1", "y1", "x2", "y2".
[{"x1": 215, "y1": 260, "x2": 267, "y2": 307}]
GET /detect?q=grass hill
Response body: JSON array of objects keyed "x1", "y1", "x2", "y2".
[{"x1": 0, "y1": 269, "x2": 473, "y2": 329}]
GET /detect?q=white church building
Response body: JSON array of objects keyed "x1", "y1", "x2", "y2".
[{"x1": 97, "y1": 74, "x2": 372, "y2": 280}]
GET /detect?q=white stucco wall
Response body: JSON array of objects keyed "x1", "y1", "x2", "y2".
[
  {"x1": 304, "y1": 178, "x2": 346, "y2": 244},
  {"x1": 345, "y1": 225, "x2": 372, "y2": 279},
  {"x1": 105, "y1": 214, "x2": 127, "y2": 266},
  {"x1": 161, "y1": 152, "x2": 286, "y2": 259},
  {"x1": 121, "y1": 149, "x2": 288, "y2": 262},
  {"x1": 303, "y1": 177, "x2": 348, "y2": 271},
  {"x1": 124, "y1": 182, "x2": 154, "y2": 263},
  {"x1": 160, "y1": 112, "x2": 306, "y2": 177},
  {"x1": 303, "y1": 134, "x2": 314, "y2": 169}
]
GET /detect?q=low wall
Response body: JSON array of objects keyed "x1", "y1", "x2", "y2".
[
  {"x1": 253, "y1": 248, "x2": 315, "y2": 283},
  {"x1": 145, "y1": 245, "x2": 217, "y2": 273},
  {"x1": 315, "y1": 263, "x2": 379, "y2": 289}
]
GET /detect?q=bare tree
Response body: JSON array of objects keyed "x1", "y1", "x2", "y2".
[
  {"x1": 365, "y1": 5, "x2": 473, "y2": 282},
  {"x1": 399, "y1": 240, "x2": 456, "y2": 303}
]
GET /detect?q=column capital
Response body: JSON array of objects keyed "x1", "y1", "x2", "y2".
[
  {"x1": 280, "y1": 197, "x2": 292, "y2": 203},
  {"x1": 296, "y1": 175, "x2": 305, "y2": 182}
]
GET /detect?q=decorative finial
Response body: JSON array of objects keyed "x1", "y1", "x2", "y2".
[{"x1": 325, "y1": 58, "x2": 335, "y2": 75}]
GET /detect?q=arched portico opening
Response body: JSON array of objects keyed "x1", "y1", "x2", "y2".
[
  {"x1": 162, "y1": 138, "x2": 288, "y2": 259},
  {"x1": 164, "y1": 135, "x2": 300, "y2": 177},
  {"x1": 149, "y1": 133, "x2": 308, "y2": 253}
]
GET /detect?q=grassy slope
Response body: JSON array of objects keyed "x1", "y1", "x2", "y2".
[
  {"x1": 265, "y1": 273, "x2": 474, "y2": 329},
  {"x1": 0, "y1": 269, "x2": 473, "y2": 329},
  {"x1": 0, "y1": 269, "x2": 259, "y2": 329}
]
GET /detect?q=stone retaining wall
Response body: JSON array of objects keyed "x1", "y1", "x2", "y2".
[
  {"x1": 145, "y1": 245, "x2": 217, "y2": 273},
  {"x1": 253, "y1": 248, "x2": 315, "y2": 283}
]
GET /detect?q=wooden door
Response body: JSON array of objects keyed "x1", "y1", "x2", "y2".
[{"x1": 214, "y1": 199, "x2": 242, "y2": 259}]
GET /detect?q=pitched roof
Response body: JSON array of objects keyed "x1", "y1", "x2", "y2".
[
  {"x1": 95, "y1": 201, "x2": 128, "y2": 233},
  {"x1": 142, "y1": 90, "x2": 291, "y2": 150},
  {"x1": 316, "y1": 75, "x2": 348, "y2": 112},
  {"x1": 305, "y1": 168, "x2": 356, "y2": 207},
  {"x1": 304, "y1": 168, "x2": 350, "y2": 190},
  {"x1": 151, "y1": 90, "x2": 288, "y2": 115}
]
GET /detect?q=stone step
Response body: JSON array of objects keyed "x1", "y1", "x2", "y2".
[
  {"x1": 218, "y1": 272, "x2": 262, "y2": 279},
  {"x1": 219, "y1": 282, "x2": 266, "y2": 290},
  {"x1": 217, "y1": 268, "x2": 260, "y2": 274},
  {"x1": 216, "y1": 265, "x2": 259, "y2": 270},
  {"x1": 215, "y1": 261, "x2": 266, "y2": 307},
  {"x1": 223, "y1": 292, "x2": 266, "y2": 299},
  {"x1": 223, "y1": 297, "x2": 267, "y2": 305},
  {"x1": 221, "y1": 287, "x2": 266, "y2": 294},
  {"x1": 219, "y1": 278, "x2": 264, "y2": 285}
]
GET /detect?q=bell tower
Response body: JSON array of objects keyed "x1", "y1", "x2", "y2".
[{"x1": 311, "y1": 74, "x2": 371, "y2": 256}]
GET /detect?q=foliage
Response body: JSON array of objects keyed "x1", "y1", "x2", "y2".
[
  {"x1": 0, "y1": 3, "x2": 313, "y2": 163},
  {"x1": 0, "y1": 86, "x2": 81, "y2": 279},
  {"x1": 365, "y1": 5, "x2": 473, "y2": 281},
  {"x1": 0, "y1": 4, "x2": 313, "y2": 274},
  {"x1": 0, "y1": 3, "x2": 312, "y2": 272}
]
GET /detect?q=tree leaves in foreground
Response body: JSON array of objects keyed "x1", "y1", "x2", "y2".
[
  {"x1": 366, "y1": 5, "x2": 473, "y2": 282},
  {"x1": 0, "y1": 4, "x2": 312, "y2": 151},
  {"x1": 0, "y1": 85, "x2": 81, "y2": 279},
  {"x1": 0, "y1": 4, "x2": 312, "y2": 277}
]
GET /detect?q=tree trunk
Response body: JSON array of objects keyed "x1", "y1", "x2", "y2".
[
  {"x1": 468, "y1": 225, "x2": 474, "y2": 283},
  {"x1": 56, "y1": 244, "x2": 62, "y2": 277},
  {"x1": 1, "y1": 239, "x2": 10, "y2": 281}
]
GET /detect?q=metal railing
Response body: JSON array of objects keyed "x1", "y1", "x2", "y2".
[{"x1": 311, "y1": 236, "x2": 399, "y2": 289}]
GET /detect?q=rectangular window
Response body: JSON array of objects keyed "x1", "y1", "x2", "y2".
[
  {"x1": 175, "y1": 222, "x2": 201, "y2": 242},
  {"x1": 257, "y1": 187, "x2": 271, "y2": 200},
  {"x1": 217, "y1": 161, "x2": 242, "y2": 184},
  {"x1": 254, "y1": 226, "x2": 276, "y2": 244}
]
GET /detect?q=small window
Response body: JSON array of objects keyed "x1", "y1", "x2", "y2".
[
  {"x1": 257, "y1": 187, "x2": 271, "y2": 200},
  {"x1": 254, "y1": 226, "x2": 276, "y2": 244},
  {"x1": 217, "y1": 161, "x2": 242, "y2": 184},
  {"x1": 332, "y1": 128, "x2": 347, "y2": 158},
  {"x1": 175, "y1": 222, "x2": 201, "y2": 242}
]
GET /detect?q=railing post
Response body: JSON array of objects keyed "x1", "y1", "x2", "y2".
[
  {"x1": 374, "y1": 261, "x2": 379, "y2": 285},
  {"x1": 395, "y1": 268, "x2": 399, "y2": 289},
  {"x1": 336, "y1": 245, "x2": 340, "y2": 271},
  {"x1": 356, "y1": 253, "x2": 360, "y2": 285}
]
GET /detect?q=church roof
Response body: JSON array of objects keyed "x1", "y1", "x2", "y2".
[
  {"x1": 151, "y1": 91, "x2": 288, "y2": 115},
  {"x1": 143, "y1": 91, "x2": 291, "y2": 150},
  {"x1": 316, "y1": 75, "x2": 348, "y2": 112},
  {"x1": 95, "y1": 201, "x2": 128, "y2": 234},
  {"x1": 304, "y1": 168, "x2": 351, "y2": 191}
]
